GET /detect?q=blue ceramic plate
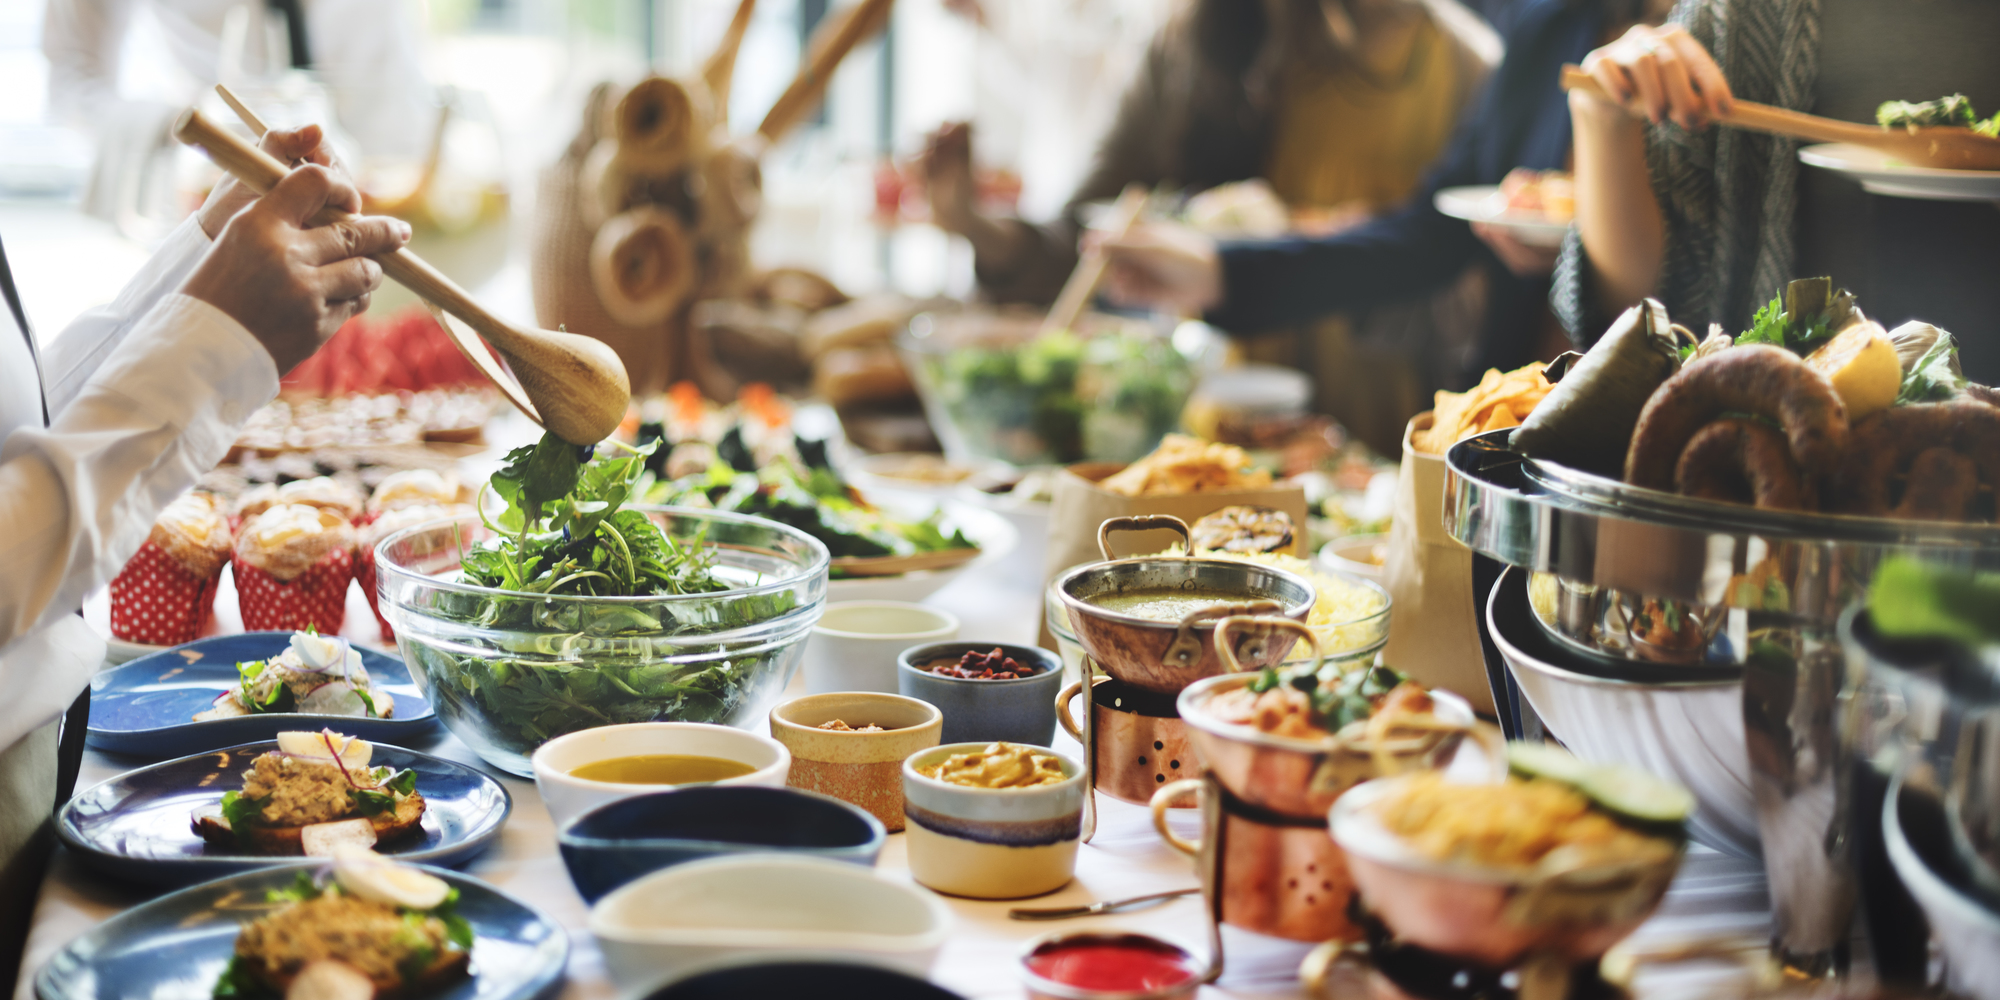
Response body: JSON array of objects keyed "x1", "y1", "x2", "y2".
[
  {"x1": 59, "y1": 740, "x2": 511, "y2": 887},
  {"x1": 35, "y1": 862, "x2": 567, "y2": 1000},
  {"x1": 87, "y1": 632, "x2": 436, "y2": 756}
]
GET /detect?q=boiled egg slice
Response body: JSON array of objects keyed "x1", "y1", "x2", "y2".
[
  {"x1": 332, "y1": 846, "x2": 452, "y2": 910},
  {"x1": 275, "y1": 729, "x2": 372, "y2": 769}
]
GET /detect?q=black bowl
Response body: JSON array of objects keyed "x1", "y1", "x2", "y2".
[
  {"x1": 558, "y1": 786, "x2": 886, "y2": 903},
  {"x1": 644, "y1": 961, "x2": 964, "y2": 1000}
]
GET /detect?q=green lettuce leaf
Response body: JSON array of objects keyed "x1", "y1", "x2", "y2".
[{"x1": 1896, "y1": 330, "x2": 1967, "y2": 405}]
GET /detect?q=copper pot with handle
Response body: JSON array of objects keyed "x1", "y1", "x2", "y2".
[
  {"x1": 1150, "y1": 617, "x2": 1504, "y2": 945},
  {"x1": 1053, "y1": 516, "x2": 1317, "y2": 694}
]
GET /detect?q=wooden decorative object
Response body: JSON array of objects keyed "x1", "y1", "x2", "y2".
[
  {"x1": 590, "y1": 207, "x2": 697, "y2": 327},
  {"x1": 530, "y1": 0, "x2": 896, "y2": 396}
]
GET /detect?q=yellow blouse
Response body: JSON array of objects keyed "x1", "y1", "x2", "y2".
[{"x1": 1263, "y1": 16, "x2": 1467, "y2": 212}]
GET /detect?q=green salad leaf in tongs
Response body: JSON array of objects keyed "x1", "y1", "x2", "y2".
[{"x1": 468, "y1": 434, "x2": 726, "y2": 600}]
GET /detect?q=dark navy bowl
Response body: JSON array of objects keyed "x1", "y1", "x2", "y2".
[
  {"x1": 557, "y1": 786, "x2": 886, "y2": 903},
  {"x1": 643, "y1": 961, "x2": 963, "y2": 1000},
  {"x1": 897, "y1": 641, "x2": 1063, "y2": 746}
]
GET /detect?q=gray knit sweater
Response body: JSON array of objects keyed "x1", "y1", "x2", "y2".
[{"x1": 1551, "y1": 0, "x2": 1822, "y2": 344}]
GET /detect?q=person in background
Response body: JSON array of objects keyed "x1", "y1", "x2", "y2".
[
  {"x1": 1558, "y1": 0, "x2": 2000, "y2": 382},
  {"x1": 1093, "y1": 0, "x2": 1678, "y2": 390},
  {"x1": 0, "y1": 125, "x2": 406, "y2": 982},
  {"x1": 924, "y1": 0, "x2": 1500, "y2": 455},
  {"x1": 42, "y1": 0, "x2": 433, "y2": 224}
]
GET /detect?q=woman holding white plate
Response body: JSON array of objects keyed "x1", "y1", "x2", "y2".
[{"x1": 1559, "y1": 0, "x2": 2000, "y2": 381}]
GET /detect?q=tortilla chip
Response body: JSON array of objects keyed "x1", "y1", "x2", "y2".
[{"x1": 1413, "y1": 363, "x2": 1551, "y2": 454}]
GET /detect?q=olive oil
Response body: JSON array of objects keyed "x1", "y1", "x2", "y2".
[{"x1": 569, "y1": 754, "x2": 757, "y2": 785}]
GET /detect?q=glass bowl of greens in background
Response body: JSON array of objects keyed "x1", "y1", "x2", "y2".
[
  {"x1": 376, "y1": 434, "x2": 831, "y2": 776},
  {"x1": 898, "y1": 308, "x2": 1196, "y2": 468}
]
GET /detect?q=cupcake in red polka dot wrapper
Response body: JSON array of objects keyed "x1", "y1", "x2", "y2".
[
  {"x1": 355, "y1": 471, "x2": 474, "y2": 641},
  {"x1": 233, "y1": 504, "x2": 358, "y2": 634},
  {"x1": 109, "y1": 492, "x2": 234, "y2": 645},
  {"x1": 357, "y1": 502, "x2": 472, "y2": 641},
  {"x1": 364, "y1": 469, "x2": 469, "y2": 521},
  {"x1": 235, "y1": 476, "x2": 367, "y2": 525}
]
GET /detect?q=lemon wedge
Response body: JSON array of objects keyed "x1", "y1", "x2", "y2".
[
  {"x1": 332, "y1": 847, "x2": 452, "y2": 910},
  {"x1": 1804, "y1": 322, "x2": 1901, "y2": 419}
]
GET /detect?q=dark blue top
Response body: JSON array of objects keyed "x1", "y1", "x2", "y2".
[{"x1": 1207, "y1": 0, "x2": 1601, "y2": 380}]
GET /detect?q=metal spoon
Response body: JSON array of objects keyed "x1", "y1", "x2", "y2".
[{"x1": 1007, "y1": 888, "x2": 1199, "y2": 921}]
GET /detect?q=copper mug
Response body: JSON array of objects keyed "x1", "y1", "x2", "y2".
[
  {"x1": 1057, "y1": 675, "x2": 1200, "y2": 806},
  {"x1": 1151, "y1": 618, "x2": 1503, "y2": 943}
]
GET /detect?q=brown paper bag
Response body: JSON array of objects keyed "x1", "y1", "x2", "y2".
[
  {"x1": 1382, "y1": 413, "x2": 1493, "y2": 714},
  {"x1": 1038, "y1": 463, "x2": 1311, "y2": 649}
]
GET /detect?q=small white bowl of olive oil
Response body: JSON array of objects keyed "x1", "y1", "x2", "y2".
[{"x1": 533, "y1": 722, "x2": 791, "y2": 828}]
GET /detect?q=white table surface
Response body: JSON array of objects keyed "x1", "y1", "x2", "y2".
[{"x1": 15, "y1": 558, "x2": 1777, "y2": 1000}]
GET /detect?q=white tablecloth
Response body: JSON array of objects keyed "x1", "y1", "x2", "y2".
[{"x1": 14, "y1": 563, "x2": 1777, "y2": 1000}]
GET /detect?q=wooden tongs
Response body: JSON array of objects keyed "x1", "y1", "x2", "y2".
[
  {"x1": 1561, "y1": 65, "x2": 2000, "y2": 171},
  {"x1": 175, "y1": 100, "x2": 632, "y2": 446}
]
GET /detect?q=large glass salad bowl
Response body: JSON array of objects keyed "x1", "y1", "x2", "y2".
[{"x1": 376, "y1": 507, "x2": 829, "y2": 775}]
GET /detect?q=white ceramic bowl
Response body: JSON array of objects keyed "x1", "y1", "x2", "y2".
[
  {"x1": 954, "y1": 473, "x2": 1054, "y2": 586},
  {"x1": 531, "y1": 722, "x2": 790, "y2": 829},
  {"x1": 901, "y1": 743, "x2": 1086, "y2": 899},
  {"x1": 825, "y1": 502, "x2": 1019, "y2": 604},
  {"x1": 589, "y1": 854, "x2": 954, "y2": 992},
  {"x1": 1317, "y1": 533, "x2": 1388, "y2": 584},
  {"x1": 802, "y1": 601, "x2": 960, "y2": 694},
  {"x1": 1487, "y1": 569, "x2": 1759, "y2": 859}
]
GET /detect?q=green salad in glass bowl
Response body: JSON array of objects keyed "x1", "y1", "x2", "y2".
[
  {"x1": 373, "y1": 434, "x2": 829, "y2": 775},
  {"x1": 899, "y1": 308, "x2": 1195, "y2": 467}
]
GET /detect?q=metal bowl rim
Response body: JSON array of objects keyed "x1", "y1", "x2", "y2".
[
  {"x1": 1490, "y1": 570, "x2": 1741, "y2": 692},
  {"x1": 1330, "y1": 774, "x2": 1688, "y2": 885},
  {"x1": 1175, "y1": 672, "x2": 1476, "y2": 753},
  {"x1": 1052, "y1": 557, "x2": 1318, "y2": 629}
]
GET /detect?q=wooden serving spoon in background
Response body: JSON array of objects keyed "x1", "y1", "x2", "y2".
[
  {"x1": 1560, "y1": 65, "x2": 2000, "y2": 171},
  {"x1": 173, "y1": 106, "x2": 632, "y2": 446}
]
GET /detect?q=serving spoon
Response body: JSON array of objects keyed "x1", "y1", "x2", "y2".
[
  {"x1": 173, "y1": 105, "x2": 632, "y2": 446},
  {"x1": 1560, "y1": 65, "x2": 2000, "y2": 171},
  {"x1": 1007, "y1": 887, "x2": 1199, "y2": 920}
]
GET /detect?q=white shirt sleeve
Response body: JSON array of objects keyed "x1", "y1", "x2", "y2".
[
  {"x1": 0, "y1": 292, "x2": 277, "y2": 750},
  {"x1": 40, "y1": 213, "x2": 214, "y2": 418}
]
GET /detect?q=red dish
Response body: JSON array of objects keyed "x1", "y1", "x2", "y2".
[{"x1": 1020, "y1": 932, "x2": 1202, "y2": 1000}]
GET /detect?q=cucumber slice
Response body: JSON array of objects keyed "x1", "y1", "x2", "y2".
[
  {"x1": 1577, "y1": 765, "x2": 1696, "y2": 825},
  {"x1": 1507, "y1": 741, "x2": 1592, "y2": 786},
  {"x1": 1507, "y1": 742, "x2": 1695, "y2": 825}
]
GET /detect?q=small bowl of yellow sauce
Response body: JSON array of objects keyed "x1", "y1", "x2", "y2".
[{"x1": 532, "y1": 722, "x2": 790, "y2": 828}]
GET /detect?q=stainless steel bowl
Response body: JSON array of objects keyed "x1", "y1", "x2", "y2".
[
  {"x1": 1447, "y1": 428, "x2": 2000, "y2": 974},
  {"x1": 1490, "y1": 568, "x2": 1756, "y2": 859}
]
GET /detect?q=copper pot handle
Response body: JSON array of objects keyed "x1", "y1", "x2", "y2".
[
  {"x1": 1056, "y1": 680, "x2": 1086, "y2": 742},
  {"x1": 1149, "y1": 778, "x2": 1204, "y2": 856},
  {"x1": 1213, "y1": 615, "x2": 1323, "y2": 675},
  {"x1": 1162, "y1": 602, "x2": 1283, "y2": 669},
  {"x1": 1361, "y1": 708, "x2": 1511, "y2": 782},
  {"x1": 1298, "y1": 940, "x2": 1355, "y2": 999},
  {"x1": 1096, "y1": 514, "x2": 1192, "y2": 560}
]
